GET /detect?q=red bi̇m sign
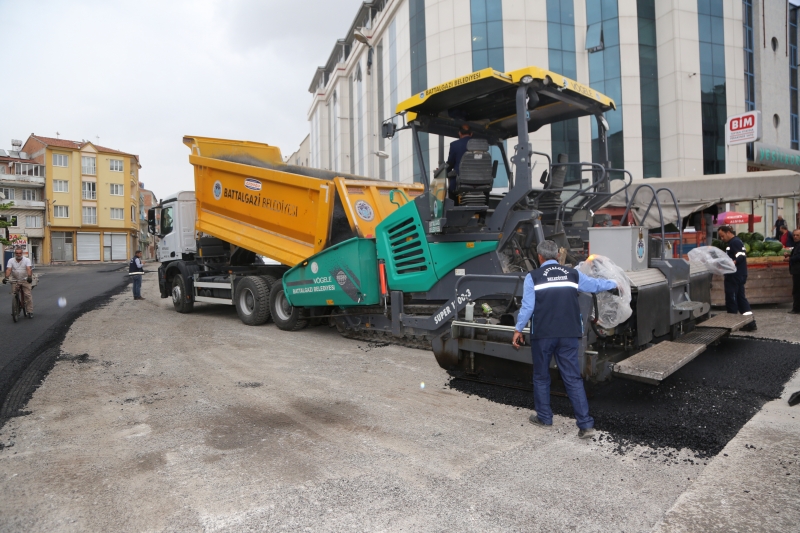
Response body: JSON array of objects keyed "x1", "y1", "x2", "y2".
[{"x1": 726, "y1": 111, "x2": 761, "y2": 146}]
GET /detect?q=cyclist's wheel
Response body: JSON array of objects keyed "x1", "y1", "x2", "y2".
[{"x1": 11, "y1": 292, "x2": 19, "y2": 322}]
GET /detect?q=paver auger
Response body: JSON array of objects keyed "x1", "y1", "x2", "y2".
[{"x1": 154, "y1": 66, "x2": 742, "y2": 388}]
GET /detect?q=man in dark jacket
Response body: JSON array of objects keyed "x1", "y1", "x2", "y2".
[
  {"x1": 445, "y1": 124, "x2": 473, "y2": 199},
  {"x1": 785, "y1": 228, "x2": 800, "y2": 314},
  {"x1": 511, "y1": 240, "x2": 618, "y2": 439},
  {"x1": 129, "y1": 250, "x2": 145, "y2": 300},
  {"x1": 718, "y1": 225, "x2": 757, "y2": 331}
]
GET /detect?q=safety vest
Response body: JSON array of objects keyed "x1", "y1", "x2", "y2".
[
  {"x1": 531, "y1": 264, "x2": 583, "y2": 339},
  {"x1": 129, "y1": 257, "x2": 144, "y2": 274}
]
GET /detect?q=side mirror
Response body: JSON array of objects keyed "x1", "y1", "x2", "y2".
[{"x1": 382, "y1": 122, "x2": 397, "y2": 139}]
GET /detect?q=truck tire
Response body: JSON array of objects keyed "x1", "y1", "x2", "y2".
[
  {"x1": 269, "y1": 282, "x2": 308, "y2": 331},
  {"x1": 172, "y1": 274, "x2": 194, "y2": 314},
  {"x1": 235, "y1": 275, "x2": 271, "y2": 326}
]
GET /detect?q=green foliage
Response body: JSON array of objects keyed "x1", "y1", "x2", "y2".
[{"x1": 0, "y1": 200, "x2": 12, "y2": 247}]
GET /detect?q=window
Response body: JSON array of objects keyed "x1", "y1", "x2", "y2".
[
  {"x1": 131, "y1": 205, "x2": 136, "y2": 221},
  {"x1": 110, "y1": 208, "x2": 124, "y2": 220},
  {"x1": 130, "y1": 181, "x2": 136, "y2": 197},
  {"x1": 585, "y1": 23, "x2": 603, "y2": 51},
  {"x1": 25, "y1": 216, "x2": 42, "y2": 228},
  {"x1": 637, "y1": 0, "x2": 662, "y2": 178},
  {"x1": 0, "y1": 215, "x2": 18, "y2": 227},
  {"x1": 471, "y1": 0, "x2": 504, "y2": 71},
  {"x1": 109, "y1": 159, "x2": 123, "y2": 172},
  {"x1": 110, "y1": 183, "x2": 124, "y2": 196},
  {"x1": 409, "y1": 0, "x2": 429, "y2": 184},
  {"x1": 21, "y1": 189, "x2": 36, "y2": 201},
  {"x1": 0, "y1": 188, "x2": 14, "y2": 201},
  {"x1": 14, "y1": 163, "x2": 45, "y2": 177},
  {"x1": 54, "y1": 205, "x2": 69, "y2": 218},
  {"x1": 81, "y1": 156, "x2": 96, "y2": 175},
  {"x1": 697, "y1": 0, "x2": 727, "y2": 174},
  {"x1": 790, "y1": 6, "x2": 798, "y2": 149},
  {"x1": 82, "y1": 181, "x2": 96, "y2": 200},
  {"x1": 82, "y1": 206, "x2": 97, "y2": 225},
  {"x1": 53, "y1": 180, "x2": 69, "y2": 192},
  {"x1": 53, "y1": 153, "x2": 69, "y2": 167},
  {"x1": 161, "y1": 206, "x2": 174, "y2": 235},
  {"x1": 0, "y1": 166, "x2": 5, "y2": 174},
  {"x1": 389, "y1": 19, "x2": 400, "y2": 182}
]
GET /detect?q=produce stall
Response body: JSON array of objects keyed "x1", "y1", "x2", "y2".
[{"x1": 709, "y1": 232, "x2": 793, "y2": 306}]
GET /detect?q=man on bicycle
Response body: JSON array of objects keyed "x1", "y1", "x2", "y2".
[{"x1": 4, "y1": 246, "x2": 33, "y2": 318}]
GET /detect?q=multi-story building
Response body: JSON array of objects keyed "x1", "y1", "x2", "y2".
[
  {"x1": 138, "y1": 182, "x2": 158, "y2": 260},
  {"x1": 21, "y1": 134, "x2": 141, "y2": 264},
  {"x1": 285, "y1": 135, "x2": 310, "y2": 167},
  {"x1": 305, "y1": 0, "x2": 800, "y2": 233},
  {"x1": 0, "y1": 140, "x2": 46, "y2": 264}
]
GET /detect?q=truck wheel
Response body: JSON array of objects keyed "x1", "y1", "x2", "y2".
[
  {"x1": 235, "y1": 276, "x2": 271, "y2": 326},
  {"x1": 172, "y1": 274, "x2": 194, "y2": 314},
  {"x1": 259, "y1": 275, "x2": 277, "y2": 323},
  {"x1": 269, "y1": 282, "x2": 308, "y2": 331}
]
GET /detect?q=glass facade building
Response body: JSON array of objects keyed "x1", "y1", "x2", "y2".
[
  {"x1": 586, "y1": 0, "x2": 624, "y2": 171},
  {"x1": 698, "y1": 0, "x2": 727, "y2": 174},
  {"x1": 743, "y1": 0, "x2": 755, "y2": 112},
  {"x1": 547, "y1": 0, "x2": 581, "y2": 183}
]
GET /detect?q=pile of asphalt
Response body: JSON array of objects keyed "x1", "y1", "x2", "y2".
[{"x1": 449, "y1": 337, "x2": 800, "y2": 457}]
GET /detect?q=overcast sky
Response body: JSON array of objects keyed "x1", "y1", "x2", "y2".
[{"x1": 0, "y1": 0, "x2": 361, "y2": 200}]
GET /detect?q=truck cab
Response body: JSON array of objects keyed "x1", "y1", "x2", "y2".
[{"x1": 148, "y1": 191, "x2": 197, "y2": 264}]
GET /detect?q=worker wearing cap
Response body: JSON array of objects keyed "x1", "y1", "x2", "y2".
[
  {"x1": 717, "y1": 225, "x2": 757, "y2": 331},
  {"x1": 445, "y1": 124, "x2": 473, "y2": 200},
  {"x1": 3, "y1": 246, "x2": 34, "y2": 318},
  {"x1": 511, "y1": 240, "x2": 618, "y2": 440}
]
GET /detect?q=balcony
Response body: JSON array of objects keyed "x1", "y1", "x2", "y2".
[
  {"x1": 0, "y1": 174, "x2": 45, "y2": 187},
  {"x1": 13, "y1": 200, "x2": 46, "y2": 209}
]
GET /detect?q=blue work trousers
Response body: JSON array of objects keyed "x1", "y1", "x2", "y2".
[
  {"x1": 531, "y1": 337, "x2": 594, "y2": 429},
  {"x1": 132, "y1": 275, "x2": 142, "y2": 298},
  {"x1": 723, "y1": 273, "x2": 751, "y2": 314}
]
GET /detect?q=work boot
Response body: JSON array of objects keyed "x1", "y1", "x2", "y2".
[
  {"x1": 528, "y1": 415, "x2": 551, "y2": 427},
  {"x1": 27, "y1": 313, "x2": 33, "y2": 319},
  {"x1": 578, "y1": 427, "x2": 596, "y2": 439},
  {"x1": 741, "y1": 321, "x2": 757, "y2": 332}
]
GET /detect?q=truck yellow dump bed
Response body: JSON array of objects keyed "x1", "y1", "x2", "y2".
[{"x1": 184, "y1": 136, "x2": 424, "y2": 266}]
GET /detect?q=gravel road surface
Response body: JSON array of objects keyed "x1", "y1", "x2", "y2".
[{"x1": 0, "y1": 278, "x2": 798, "y2": 532}]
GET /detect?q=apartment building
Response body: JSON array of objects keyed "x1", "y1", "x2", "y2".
[
  {"x1": 305, "y1": 0, "x2": 800, "y2": 230},
  {"x1": 21, "y1": 134, "x2": 141, "y2": 263},
  {"x1": 138, "y1": 182, "x2": 158, "y2": 260},
  {"x1": 0, "y1": 140, "x2": 46, "y2": 264}
]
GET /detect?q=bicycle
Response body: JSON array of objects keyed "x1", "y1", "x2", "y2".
[{"x1": 6, "y1": 278, "x2": 35, "y2": 322}]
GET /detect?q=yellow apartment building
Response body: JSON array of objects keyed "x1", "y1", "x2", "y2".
[{"x1": 21, "y1": 135, "x2": 141, "y2": 263}]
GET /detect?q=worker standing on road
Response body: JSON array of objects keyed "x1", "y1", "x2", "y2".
[
  {"x1": 445, "y1": 124, "x2": 473, "y2": 201},
  {"x1": 3, "y1": 246, "x2": 34, "y2": 318},
  {"x1": 129, "y1": 250, "x2": 145, "y2": 300},
  {"x1": 717, "y1": 225, "x2": 757, "y2": 331},
  {"x1": 784, "y1": 229, "x2": 800, "y2": 314},
  {"x1": 510, "y1": 240, "x2": 617, "y2": 439}
]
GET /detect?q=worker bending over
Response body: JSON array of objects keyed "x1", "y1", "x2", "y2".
[{"x1": 511, "y1": 240, "x2": 617, "y2": 439}]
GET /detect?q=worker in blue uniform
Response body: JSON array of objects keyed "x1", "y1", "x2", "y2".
[
  {"x1": 445, "y1": 124, "x2": 473, "y2": 200},
  {"x1": 717, "y1": 225, "x2": 757, "y2": 331},
  {"x1": 511, "y1": 240, "x2": 618, "y2": 439}
]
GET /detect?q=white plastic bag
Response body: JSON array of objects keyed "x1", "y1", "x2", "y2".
[
  {"x1": 576, "y1": 255, "x2": 633, "y2": 329},
  {"x1": 687, "y1": 246, "x2": 736, "y2": 275}
]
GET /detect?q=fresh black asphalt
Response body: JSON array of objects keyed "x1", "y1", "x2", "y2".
[
  {"x1": 450, "y1": 337, "x2": 800, "y2": 457},
  {"x1": 0, "y1": 265, "x2": 129, "y2": 425}
]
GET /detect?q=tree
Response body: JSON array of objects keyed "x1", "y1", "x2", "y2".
[{"x1": 0, "y1": 199, "x2": 13, "y2": 247}]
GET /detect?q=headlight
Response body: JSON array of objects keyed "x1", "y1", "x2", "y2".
[{"x1": 521, "y1": 75, "x2": 533, "y2": 84}]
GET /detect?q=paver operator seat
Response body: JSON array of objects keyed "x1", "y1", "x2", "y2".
[{"x1": 454, "y1": 138, "x2": 496, "y2": 207}]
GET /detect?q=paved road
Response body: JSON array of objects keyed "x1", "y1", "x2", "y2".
[{"x1": 0, "y1": 264, "x2": 129, "y2": 417}]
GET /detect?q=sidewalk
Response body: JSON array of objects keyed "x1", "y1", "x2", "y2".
[{"x1": 655, "y1": 305, "x2": 800, "y2": 531}]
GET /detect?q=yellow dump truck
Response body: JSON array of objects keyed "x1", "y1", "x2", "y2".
[
  {"x1": 150, "y1": 136, "x2": 423, "y2": 328},
  {"x1": 150, "y1": 66, "x2": 722, "y2": 387}
]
